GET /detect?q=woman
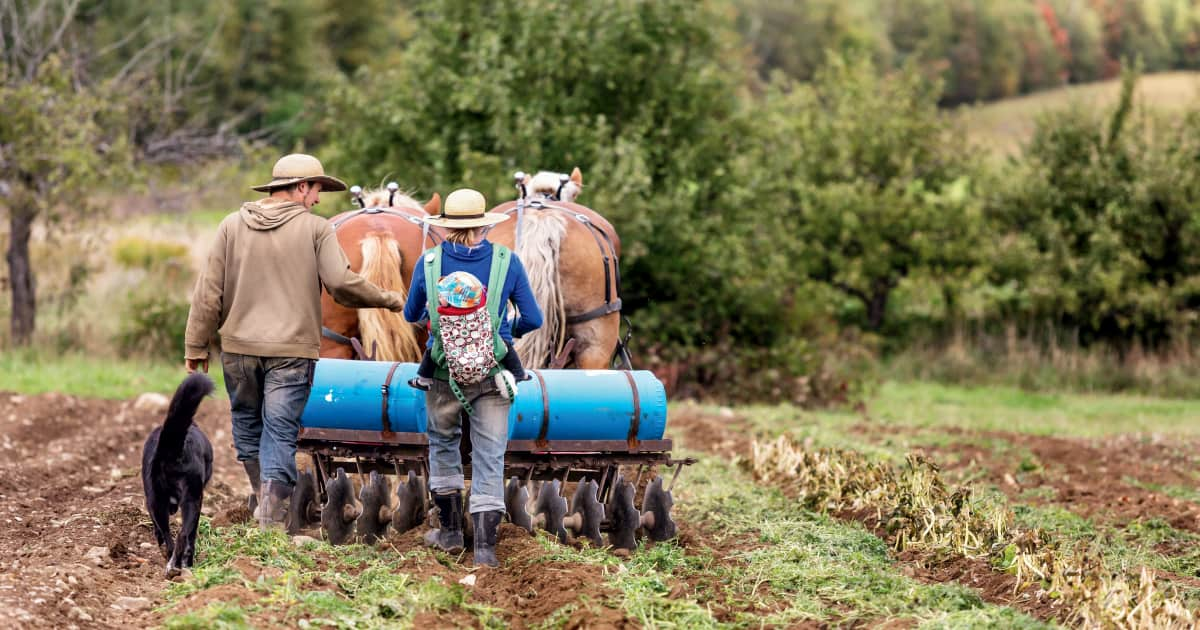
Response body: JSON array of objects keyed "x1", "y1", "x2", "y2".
[{"x1": 403, "y1": 188, "x2": 543, "y2": 567}]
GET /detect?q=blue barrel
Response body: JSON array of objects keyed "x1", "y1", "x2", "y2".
[
  {"x1": 509, "y1": 369, "x2": 667, "y2": 442},
  {"x1": 301, "y1": 360, "x2": 668, "y2": 442},
  {"x1": 302, "y1": 359, "x2": 426, "y2": 433}
]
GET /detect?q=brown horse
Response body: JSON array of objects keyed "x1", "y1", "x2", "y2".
[
  {"x1": 487, "y1": 168, "x2": 626, "y2": 370},
  {"x1": 319, "y1": 188, "x2": 442, "y2": 361}
]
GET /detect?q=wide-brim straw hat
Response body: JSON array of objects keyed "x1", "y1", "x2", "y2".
[
  {"x1": 423, "y1": 188, "x2": 510, "y2": 228},
  {"x1": 251, "y1": 153, "x2": 347, "y2": 192}
]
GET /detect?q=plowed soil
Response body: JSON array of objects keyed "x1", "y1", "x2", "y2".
[
  {"x1": 0, "y1": 392, "x2": 641, "y2": 629},
  {"x1": 0, "y1": 391, "x2": 719, "y2": 629}
]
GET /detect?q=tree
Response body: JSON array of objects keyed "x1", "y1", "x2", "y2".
[
  {"x1": 771, "y1": 55, "x2": 982, "y2": 331},
  {"x1": 0, "y1": 0, "x2": 133, "y2": 345}
]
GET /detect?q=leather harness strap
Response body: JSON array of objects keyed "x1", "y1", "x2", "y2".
[
  {"x1": 501, "y1": 202, "x2": 622, "y2": 326},
  {"x1": 380, "y1": 362, "x2": 401, "y2": 433},
  {"x1": 321, "y1": 326, "x2": 354, "y2": 346}
]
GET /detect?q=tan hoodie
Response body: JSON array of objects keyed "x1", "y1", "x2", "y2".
[{"x1": 184, "y1": 198, "x2": 402, "y2": 360}]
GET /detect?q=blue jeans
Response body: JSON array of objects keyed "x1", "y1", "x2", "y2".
[
  {"x1": 425, "y1": 378, "x2": 510, "y2": 514},
  {"x1": 221, "y1": 353, "x2": 315, "y2": 487}
]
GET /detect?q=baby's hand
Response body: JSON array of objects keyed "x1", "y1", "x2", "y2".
[{"x1": 438, "y1": 296, "x2": 448, "y2": 306}]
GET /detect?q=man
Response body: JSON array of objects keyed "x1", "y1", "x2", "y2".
[{"x1": 184, "y1": 153, "x2": 405, "y2": 530}]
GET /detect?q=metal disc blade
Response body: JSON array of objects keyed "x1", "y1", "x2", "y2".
[
  {"x1": 533, "y1": 479, "x2": 568, "y2": 543},
  {"x1": 607, "y1": 476, "x2": 639, "y2": 552},
  {"x1": 356, "y1": 471, "x2": 391, "y2": 544},
  {"x1": 569, "y1": 479, "x2": 605, "y2": 547},
  {"x1": 321, "y1": 468, "x2": 357, "y2": 545},
  {"x1": 640, "y1": 476, "x2": 677, "y2": 542},
  {"x1": 288, "y1": 468, "x2": 318, "y2": 535},
  {"x1": 393, "y1": 471, "x2": 425, "y2": 535},
  {"x1": 505, "y1": 476, "x2": 533, "y2": 533}
]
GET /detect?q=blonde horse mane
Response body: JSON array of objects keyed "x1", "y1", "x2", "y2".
[
  {"x1": 512, "y1": 210, "x2": 568, "y2": 369},
  {"x1": 357, "y1": 233, "x2": 423, "y2": 362},
  {"x1": 526, "y1": 171, "x2": 582, "y2": 203},
  {"x1": 360, "y1": 185, "x2": 425, "y2": 211}
]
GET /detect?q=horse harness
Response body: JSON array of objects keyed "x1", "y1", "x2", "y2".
[{"x1": 502, "y1": 198, "x2": 623, "y2": 326}]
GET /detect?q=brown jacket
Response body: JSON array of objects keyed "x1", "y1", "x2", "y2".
[{"x1": 184, "y1": 198, "x2": 402, "y2": 360}]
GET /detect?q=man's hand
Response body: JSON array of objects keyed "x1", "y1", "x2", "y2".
[{"x1": 185, "y1": 358, "x2": 209, "y2": 374}]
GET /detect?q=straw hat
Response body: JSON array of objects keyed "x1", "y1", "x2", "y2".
[
  {"x1": 423, "y1": 188, "x2": 510, "y2": 228},
  {"x1": 251, "y1": 154, "x2": 347, "y2": 192}
]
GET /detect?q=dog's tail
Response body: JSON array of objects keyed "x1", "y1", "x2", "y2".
[{"x1": 154, "y1": 373, "x2": 215, "y2": 462}]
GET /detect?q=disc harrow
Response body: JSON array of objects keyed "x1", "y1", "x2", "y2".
[{"x1": 290, "y1": 360, "x2": 695, "y2": 554}]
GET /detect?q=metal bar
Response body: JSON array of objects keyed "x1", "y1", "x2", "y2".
[
  {"x1": 668, "y1": 461, "x2": 685, "y2": 493},
  {"x1": 506, "y1": 439, "x2": 673, "y2": 453},
  {"x1": 299, "y1": 427, "x2": 430, "y2": 446}
]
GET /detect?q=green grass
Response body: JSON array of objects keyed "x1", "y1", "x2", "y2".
[
  {"x1": 535, "y1": 454, "x2": 1050, "y2": 628},
  {"x1": 163, "y1": 521, "x2": 502, "y2": 629},
  {"x1": 959, "y1": 71, "x2": 1200, "y2": 155},
  {"x1": 0, "y1": 349, "x2": 225, "y2": 399},
  {"x1": 729, "y1": 380, "x2": 1200, "y2": 442}
]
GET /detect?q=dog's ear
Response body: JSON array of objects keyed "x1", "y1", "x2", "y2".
[{"x1": 570, "y1": 167, "x2": 583, "y2": 187}]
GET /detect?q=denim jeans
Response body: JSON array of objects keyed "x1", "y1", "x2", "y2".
[
  {"x1": 425, "y1": 378, "x2": 510, "y2": 514},
  {"x1": 221, "y1": 353, "x2": 315, "y2": 487}
]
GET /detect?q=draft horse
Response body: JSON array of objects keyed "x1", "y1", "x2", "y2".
[
  {"x1": 318, "y1": 186, "x2": 441, "y2": 361},
  {"x1": 487, "y1": 168, "x2": 630, "y2": 370}
]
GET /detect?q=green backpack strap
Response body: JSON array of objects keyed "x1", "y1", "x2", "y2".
[
  {"x1": 485, "y1": 244, "x2": 512, "y2": 362},
  {"x1": 422, "y1": 245, "x2": 445, "y2": 369}
]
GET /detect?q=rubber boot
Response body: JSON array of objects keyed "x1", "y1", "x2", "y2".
[
  {"x1": 423, "y1": 491, "x2": 465, "y2": 553},
  {"x1": 242, "y1": 459, "x2": 262, "y2": 514},
  {"x1": 473, "y1": 510, "x2": 503, "y2": 568},
  {"x1": 257, "y1": 480, "x2": 292, "y2": 531}
]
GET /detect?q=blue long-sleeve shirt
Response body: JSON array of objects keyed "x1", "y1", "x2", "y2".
[{"x1": 403, "y1": 240, "x2": 543, "y2": 347}]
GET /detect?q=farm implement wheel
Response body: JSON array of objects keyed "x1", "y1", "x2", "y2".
[
  {"x1": 321, "y1": 468, "x2": 361, "y2": 545},
  {"x1": 356, "y1": 471, "x2": 392, "y2": 544},
  {"x1": 288, "y1": 468, "x2": 320, "y2": 535},
  {"x1": 563, "y1": 479, "x2": 605, "y2": 547},
  {"x1": 392, "y1": 471, "x2": 426, "y2": 535}
]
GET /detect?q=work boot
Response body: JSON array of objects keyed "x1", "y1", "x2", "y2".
[
  {"x1": 423, "y1": 491, "x2": 465, "y2": 553},
  {"x1": 256, "y1": 480, "x2": 292, "y2": 531},
  {"x1": 242, "y1": 459, "x2": 262, "y2": 513},
  {"x1": 473, "y1": 510, "x2": 503, "y2": 568}
]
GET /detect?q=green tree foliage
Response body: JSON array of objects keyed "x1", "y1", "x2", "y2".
[
  {"x1": 984, "y1": 67, "x2": 1200, "y2": 348},
  {"x1": 757, "y1": 56, "x2": 981, "y2": 331}
]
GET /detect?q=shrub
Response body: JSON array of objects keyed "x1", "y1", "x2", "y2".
[{"x1": 116, "y1": 292, "x2": 190, "y2": 362}]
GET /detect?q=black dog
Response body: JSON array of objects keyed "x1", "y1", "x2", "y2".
[{"x1": 141, "y1": 373, "x2": 214, "y2": 578}]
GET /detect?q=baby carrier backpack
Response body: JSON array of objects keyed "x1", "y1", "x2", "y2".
[{"x1": 423, "y1": 244, "x2": 514, "y2": 412}]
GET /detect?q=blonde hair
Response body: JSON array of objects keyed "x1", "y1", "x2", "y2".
[{"x1": 444, "y1": 227, "x2": 481, "y2": 245}]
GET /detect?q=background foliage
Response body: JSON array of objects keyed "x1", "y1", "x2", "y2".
[{"x1": 4, "y1": 0, "x2": 1200, "y2": 402}]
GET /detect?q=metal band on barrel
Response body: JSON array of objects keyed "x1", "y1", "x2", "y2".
[
  {"x1": 533, "y1": 369, "x2": 551, "y2": 449},
  {"x1": 380, "y1": 362, "x2": 401, "y2": 433},
  {"x1": 622, "y1": 371, "x2": 641, "y2": 449}
]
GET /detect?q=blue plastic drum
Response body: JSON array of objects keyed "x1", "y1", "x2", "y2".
[
  {"x1": 301, "y1": 360, "x2": 668, "y2": 442},
  {"x1": 301, "y1": 359, "x2": 426, "y2": 433},
  {"x1": 509, "y1": 369, "x2": 667, "y2": 442}
]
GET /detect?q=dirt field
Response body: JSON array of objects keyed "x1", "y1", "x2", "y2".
[{"x1": 1, "y1": 391, "x2": 1197, "y2": 627}]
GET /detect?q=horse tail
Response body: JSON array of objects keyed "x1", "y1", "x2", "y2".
[
  {"x1": 512, "y1": 211, "x2": 568, "y2": 369},
  {"x1": 357, "y1": 233, "x2": 423, "y2": 362}
]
